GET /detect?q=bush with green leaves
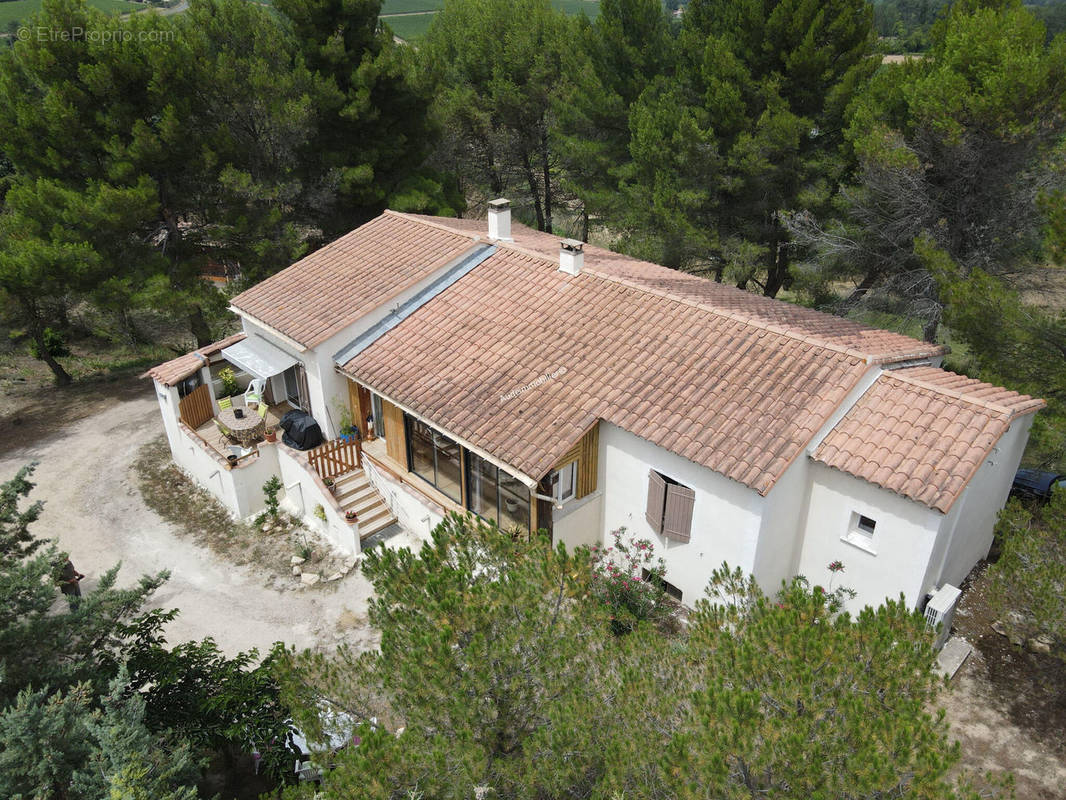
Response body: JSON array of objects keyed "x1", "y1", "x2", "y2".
[
  {"x1": 279, "y1": 514, "x2": 990, "y2": 799},
  {"x1": 218, "y1": 367, "x2": 240, "y2": 398},
  {"x1": 988, "y1": 490, "x2": 1066, "y2": 657},
  {"x1": 589, "y1": 526, "x2": 674, "y2": 634},
  {"x1": 263, "y1": 475, "x2": 283, "y2": 519}
]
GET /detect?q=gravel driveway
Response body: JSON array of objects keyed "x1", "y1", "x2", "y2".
[{"x1": 0, "y1": 383, "x2": 381, "y2": 657}]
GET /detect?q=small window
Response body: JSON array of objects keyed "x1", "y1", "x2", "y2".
[
  {"x1": 645, "y1": 470, "x2": 695, "y2": 542},
  {"x1": 642, "y1": 568, "x2": 683, "y2": 602},
  {"x1": 855, "y1": 513, "x2": 877, "y2": 536},
  {"x1": 553, "y1": 461, "x2": 577, "y2": 502}
]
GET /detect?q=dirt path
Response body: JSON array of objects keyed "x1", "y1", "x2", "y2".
[
  {"x1": 0, "y1": 382, "x2": 380, "y2": 657},
  {"x1": 942, "y1": 654, "x2": 1066, "y2": 800}
]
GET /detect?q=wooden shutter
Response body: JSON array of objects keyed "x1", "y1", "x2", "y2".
[
  {"x1": 645, "y1": 470, "x2": 667, "y2": 534},
  {"x1": 663, "y1": 483, "x2": 696, "y2": 543}
]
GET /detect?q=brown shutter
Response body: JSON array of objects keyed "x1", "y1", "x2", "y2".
[
  {"x1": 645, "y1": 470, "x2": 667, "y2": 534},
  {"x1": 663, "y1": 484, "x2": 695, "y2": 543}
]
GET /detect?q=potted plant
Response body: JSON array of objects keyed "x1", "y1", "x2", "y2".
[
  {"x1": 345, "y1": 510, "x2": 358, "y2": 523},
  {"x1": 323, "y1": 477, "x2": 335, "y2": 494},
  {"x1": 264, "y1": 426, "x2": 277, "y2": 443}
]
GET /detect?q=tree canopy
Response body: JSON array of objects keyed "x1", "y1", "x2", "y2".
[{"x1": 281, "y1": 513, "x2": 987, "y2": 799}]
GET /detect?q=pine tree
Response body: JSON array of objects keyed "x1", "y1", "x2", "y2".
[
  {"x1": 417, "y1": 0, "x2": 573, "y2": 231},
  {"x1": 553, "y1": 0, "x2": 674, "y2": 234},
  {"x1": 788, "y1": 0, "x2": 1066, "y2": 340},
  {"x1": 622, "y1": 0, "x2": 877, "y2": 291}
]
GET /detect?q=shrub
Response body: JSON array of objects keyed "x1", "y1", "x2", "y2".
[
  {"x1": 218, "y1": 367, "x2": 239, "y2": 397},
  {"x1": 262, "y1": 476, "x2": 282, "y2": 519},
  {"x1": 589, "y1": 528, "x2": 674, "y2": 635}
]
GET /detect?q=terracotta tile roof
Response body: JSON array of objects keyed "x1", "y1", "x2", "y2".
[
  {"x1": 813, "y1": 366, "x2": 1045, "y2": 513},
  {"x1": 405, "y1": 214, "x2": 948, "y2": 363},
  {"x1": 143, "y1": 332, "x2": 246, "y2": 387},
  {"x1": 229, "y1": 212, "x2": 479, "y2": 348},
  {"x1": 341, "y1": 244, "x2": 891, "y2": 492}
]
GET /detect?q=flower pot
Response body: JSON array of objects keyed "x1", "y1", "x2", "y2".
[
  {"x1": 345, "y1": 511, "x2": 358, "y2": 523},
  {"x1": 226, "y1": 454, "x2": 238, "y2": 465},
  {"x1": 264, "y1": 430, "x2": 277, "y2": 443}
]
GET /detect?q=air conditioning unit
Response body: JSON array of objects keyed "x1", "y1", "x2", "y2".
[{"x1": 924, "y1": 584, "x2": 962, "y2": 650}]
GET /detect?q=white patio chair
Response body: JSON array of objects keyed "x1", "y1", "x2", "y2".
[{"x1": 244, "y1": 378, "x2": 266, "y2": 407}]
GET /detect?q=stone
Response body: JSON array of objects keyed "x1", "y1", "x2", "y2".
[
  {"x1": 292, "y1": 565, "x2": 302, "y2": 577},
  {"x1": 261, "y1": 523, "x2": 272, "y2": 532},
  {"x1": 1028, "y1": 635, "x2": 1053, "y2": 655},
  {"x1": 301, "y1": 572, "x2": 321, "y2": 587},
  {"x1": 326, "y1": 572, "x2": 343, "y2": 582},
  {"x1": 291, "y1": 556, "x2": 306, "y2": 566},
  {"x1": 991, "y1": 619, "x2": 1008, "y2": 637},
  {"x1": 339, "y1": 564, "x2": 351, "y2": 576}
]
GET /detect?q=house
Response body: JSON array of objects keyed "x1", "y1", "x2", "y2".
[{"x1": 145, "y1": 200, "x2": 1044, "y2": 612}]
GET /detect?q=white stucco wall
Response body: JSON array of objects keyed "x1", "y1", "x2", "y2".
[
  {"x1": 363, "y1": 458, "x2": 446, "y2": 541},
  {"x1": 169, "y1": 422, "x2": 275, "y2": 520},
  {"x1": 600, "y1": 423, "x2": 764, "y2": 604},
  {"x1": 924, "y1": 414, "x2": 1034, "y2": 592},
  {"x1": 751, "y1": 456, "x2": 810, "y2": 596},
  {"x1": 276, "y1": 445, "x2": 358, "y2": 554},
  {"x1": 153, "y1": 379, "x2": 183, "y2": 454},
  {"x1": 796, "y1": 462, "x2": 943, "y2": 611},
  {"x1": 552, "y1": 491, "x2": 604, "y2": 552}
]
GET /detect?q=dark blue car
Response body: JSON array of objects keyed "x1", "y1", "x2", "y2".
[{"x1": 1010, "y1": 469, "x2": 1066, "y2": 501}]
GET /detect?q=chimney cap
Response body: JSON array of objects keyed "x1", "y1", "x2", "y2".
[
  {"x1": 560, "y1": 238, "x2": 584, "y2": 253},
  {"x1": 488, "y1": 198, "x2": 510, "y2": 210}
]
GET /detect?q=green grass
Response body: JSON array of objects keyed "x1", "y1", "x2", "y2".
[
  {"x1": 380, "y1": 0, "x2": 443, "y2": 14},
  {"x1": 380, "y1": 0, "x2": 598, "y2": 41},
  {"x1": 0, "y1": 0, "x2": 143, "y2": 29},
  {"x1": 380, "y1": 11, "x2": 436, "y2": 40},
  {"x1": 549, "y1": 0, "x2": 598, "y2": 18}
]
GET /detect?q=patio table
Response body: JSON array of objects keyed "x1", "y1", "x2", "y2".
[{"x1": 218, "y1": 406, "x2": 265, "y2": 448}]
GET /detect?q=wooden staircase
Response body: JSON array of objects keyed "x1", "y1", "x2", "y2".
[{"x1": 332, "y1": 469, "x2": 396, "y2": 541}]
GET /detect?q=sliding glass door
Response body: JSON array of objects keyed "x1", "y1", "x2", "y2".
[
  {"x1": 465, "y1": 451, "x2": 530, "y2": 531},
  {"x1": 404, "y1": 416, "x2": 462, "y2": 503}
]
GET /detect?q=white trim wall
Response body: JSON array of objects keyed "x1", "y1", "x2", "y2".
[{"x1": 599, "y1": 423, "x2": 764, "y2": 604}]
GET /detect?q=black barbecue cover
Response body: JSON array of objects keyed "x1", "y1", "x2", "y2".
[{"x1": 279, "y1": 410, "x2": 323, "y2": 450}]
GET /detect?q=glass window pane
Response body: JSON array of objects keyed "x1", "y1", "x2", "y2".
[
  {"x1": 408, "y1": 418, "x2": 435, "y2": 484},
  {"x1": 466, "y1": 452, "x2": 499, "y2": 525},
  {"x1": 434, "y1": 431, "x2": 462, "y2": 503},
  {"x1": 499, "y1": 471, "x2": 530, "y2": 532},
  {"x1": 371, "y1": 394, "x2": 385, "y2": 438},
  {"x1": 558, "y1": 462, "x2": 576, "y2": 500}
]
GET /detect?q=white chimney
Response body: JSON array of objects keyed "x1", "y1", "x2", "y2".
[
  {"x1": 487, "y1": 198, "x2": 512, "y2": 241},
  {"x1": 559, "y1": 239, "x2": 584, "y2": 276}
]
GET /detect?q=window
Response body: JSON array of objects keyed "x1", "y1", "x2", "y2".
[
  {"x1": 371, "y1": 394, "x2": 385, "y2": 439},
  {"x1": 645, "y1": 470, "x2": 695, "y2": 542},
  {"x1": 465, "y1": 451, "x2": 531, "y2": 531},
  {"x1": 282, "y1": 364, "x2": 309, "y2": 410},
  {"x1": 404, "y1": 415, "x2": 462, "y2": 503},
  {"x1": 553, "y1": 460, "x2": 577, "y2": 503},
  {"x1": 642, "y1": 568, "x2": 683, "y2": 602},
  {"x1": 842, "y1": 511, "x2": 878, "y2": 555}
]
